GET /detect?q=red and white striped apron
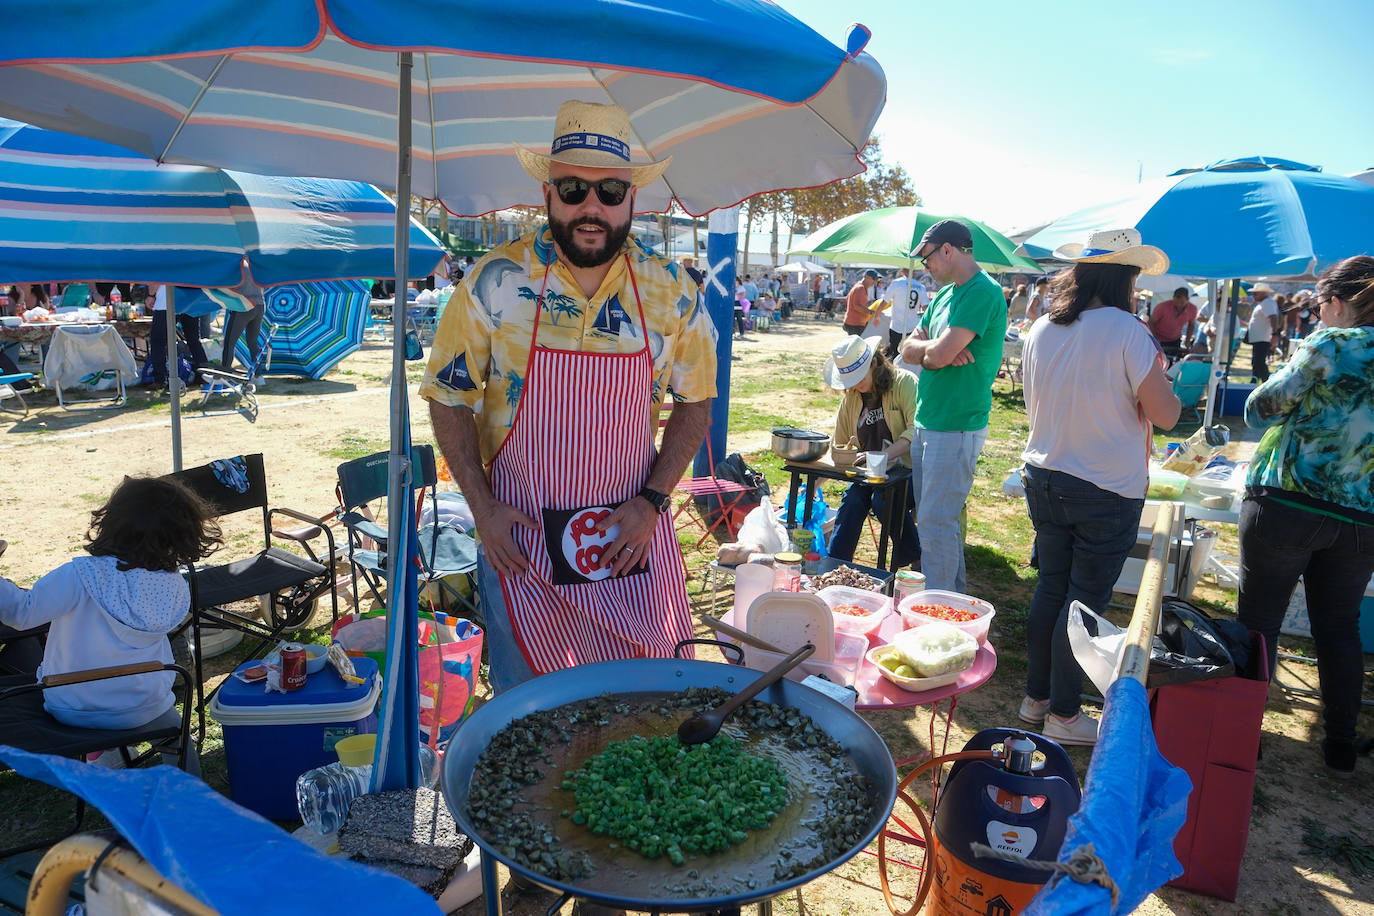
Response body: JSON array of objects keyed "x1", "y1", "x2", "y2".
[{"x1": 489, "y1": 258, "x2": 693, "y2": 675}]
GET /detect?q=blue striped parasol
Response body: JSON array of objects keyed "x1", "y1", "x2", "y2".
[{"x1": 249, "y1": 280, "x2": 371, "y2": 379}]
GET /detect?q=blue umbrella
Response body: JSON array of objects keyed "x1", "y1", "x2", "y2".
[
  {"x1": 1020, "y1": 157, "x2": 1374, "y2": 278},
  {"x1": 0, "y1": 118, "x2": 444, "y2": 287},
  {"x1": 254, "y1": 280, "x2": 372, "y2": 379},
  {"x1": 0, "y1": 0, "x2": 889, "y2": 806}
]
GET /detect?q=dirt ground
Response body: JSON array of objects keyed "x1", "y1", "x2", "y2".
[{"x1": 2, "y1": 314, "x2": 1370, "y2": 915}]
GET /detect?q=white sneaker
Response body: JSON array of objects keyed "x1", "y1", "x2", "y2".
[
  {"x1": 1018, "y1": 696, "x2": 1050, "y2": 726},
  {"x1": 1043, "y1": 712, "x2": 1099, "y2": 747}
]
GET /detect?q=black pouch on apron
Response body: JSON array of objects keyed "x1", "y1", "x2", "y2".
[{"x1": 542, "y1": 503, "x2": 651, "y2": 586}]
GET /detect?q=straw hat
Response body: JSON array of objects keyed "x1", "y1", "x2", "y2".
[
  {"x1": 1249, "y1": 281, "x2": 1274, "y2": 294},
  {"x1": 1052, "y1": 228, "x2": 1169, "y2": 275},
  {"x1": 514, "y1": 100, "x2": 671, "y2": 188},
  {"x1": 823, "y1": 335, "x2": 877, "y2": 390}
]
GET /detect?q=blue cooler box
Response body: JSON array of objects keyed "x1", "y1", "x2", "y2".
[{"x1": 209, "y1": 656, "x2": 380, "y2": 820}]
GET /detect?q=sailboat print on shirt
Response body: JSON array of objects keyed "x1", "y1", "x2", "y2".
[
  {"x1": 436, "y1": 351, "x2": 478, "y2": 391},
  {"x1": 591, "y1": 293, "x2": 632, "y2": 336}
]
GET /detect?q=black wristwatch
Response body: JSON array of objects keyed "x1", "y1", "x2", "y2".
[{"x1": 638, "y1": 486, "x2": 672, "y2": 514}]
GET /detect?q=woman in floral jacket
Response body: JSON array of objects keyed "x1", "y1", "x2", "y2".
[{"x1": 1238, "y1": 255, "x2": 1374, "y2": 776}]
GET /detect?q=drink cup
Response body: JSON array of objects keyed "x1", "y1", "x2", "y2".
[
  {"x1": 732, "y1": 562, "x2": 775, "y2": 620},
  {"x1": 865, "y1": 452, "x2": 888, "y2": 479}
]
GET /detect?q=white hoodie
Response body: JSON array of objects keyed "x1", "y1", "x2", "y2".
[{"x1": 0, "y1": 555, "x2": 189, "y2": 728}]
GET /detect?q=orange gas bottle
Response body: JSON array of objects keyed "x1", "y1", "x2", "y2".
[{"x1": 928, "y1": 728, "x2": 1081, "y2": 916}]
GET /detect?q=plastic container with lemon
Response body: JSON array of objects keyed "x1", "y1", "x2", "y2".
[{"x1": 868, "y1": 622, "x2": 977, "y2": 692}]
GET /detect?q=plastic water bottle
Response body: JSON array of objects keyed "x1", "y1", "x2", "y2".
[
  {"x1": 110, "y1": 286, "x2": 122, "y2": 307},
  {"x1": 296, "y1": 746, "x2": 439, "y2": 834}
]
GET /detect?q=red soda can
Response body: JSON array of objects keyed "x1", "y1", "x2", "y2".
[{"x1": 280, "y1": 643, "x2": 307, "y2": 691}]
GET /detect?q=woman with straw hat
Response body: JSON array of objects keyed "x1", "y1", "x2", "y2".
[
  {"x1": 1017, "y1": 228, "x2": 1182, "y2": 746},
  {"x1": 823, "y1": 335, "x2": 921, "y2": 568}
]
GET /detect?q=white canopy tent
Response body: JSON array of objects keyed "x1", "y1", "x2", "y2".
[{"x1": 776, "y1": 259, "x2": 834, "y2": 275}]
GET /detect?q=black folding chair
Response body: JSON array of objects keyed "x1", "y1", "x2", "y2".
[
  {"x1": 334, "y1": 445, "x2": 478, "y2": 619},
  {"x1": 0, "y1": 660, "x2": 194, "y2": 858},
  {"x1": 164, "y1": 454, "x2": 336, "y2": 736}
]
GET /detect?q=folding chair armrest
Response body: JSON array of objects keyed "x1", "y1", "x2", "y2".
[
  {"x1": 340, "y1": 512, "x2": 387, "y2": 546},
  {"x1": 269, "y1": 506, "x2": 335, "y2": 552},
  {"x1": 0, "y1": 661, "x2": 190, "y2": 700}
]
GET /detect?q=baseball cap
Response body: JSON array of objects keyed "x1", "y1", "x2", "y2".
[
  {"x1": 917, "y1": 219, "x2": 974, "y2": 254},
  {"x1": 863, "y1": 269, "x2": 880, "y2": 279}
]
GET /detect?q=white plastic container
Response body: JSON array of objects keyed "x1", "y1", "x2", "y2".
[
  {"x1": 742, "y1": 630, "x2": 868, "y2": 687},
  {"x1": 745, "y1": 592, "x2": 835, "y2": 662},
  {"x1": 817, "y1": 585, "x2": 891, "y2": 637},
  {"x1": 898, "y1": 589, "x2": 996, "y2": 645}
]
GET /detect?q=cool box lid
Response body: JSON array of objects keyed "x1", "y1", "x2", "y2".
[{"x1": 209, "y1": 656, "x2": 380, "y2": 725}]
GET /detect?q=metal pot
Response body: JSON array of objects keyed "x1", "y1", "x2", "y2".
[
  {"x1": 770, "y1": 427, "x2": 830, "y2": 462},
  {"x1": 441, "y1": 656, "x2": 897, "y2": 914}
]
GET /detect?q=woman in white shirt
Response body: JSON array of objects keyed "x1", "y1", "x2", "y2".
[{"x1": 1018, "y1": 229, "x2": 1182, "y2": 746}]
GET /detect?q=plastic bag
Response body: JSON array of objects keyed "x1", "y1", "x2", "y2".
[
  {"x1": 1068, "y1": 599, "x2": 1252, "y2": 693},
  {"x1": 1067, "y1": 601, "x2": 1129, "y2": 696},
  {"x1": 1161, "y1": 424, "x2": 1230, "y2": 476},
  {"x1": 735, "y1": 496, "x2": 788, "y2": 555},
  {"x1": 778, "y1": 483, "x2": 829, "y2": 553}
]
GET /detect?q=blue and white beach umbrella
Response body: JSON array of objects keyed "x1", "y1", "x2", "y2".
[
  {"x1": 255, "y1": 280, "x2": 372, "y2": 379},
  {"x1": 0, "y1": 0, "x2": 889, "y2": 806}
]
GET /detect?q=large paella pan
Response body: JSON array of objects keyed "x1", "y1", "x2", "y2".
[{"x1": 440, "y1": 654, "x2": 898, "y2": 914}]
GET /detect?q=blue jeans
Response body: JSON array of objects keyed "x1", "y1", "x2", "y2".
[
  {"x1": 1022, "y1": 464, "x2": 1144, "y2": 718},
  {"x1": 475, "y1": 546, "x2": 536, "y2": 694},
  {"x1": 909, "y1": 427, "x2": 987, "y2": 592},
  {"x1": 1237, "y1": 496, "x2": 1374, "y2": 745},
  {"x1": 829, "y1": 480, "x2": 920, "y2": 568}
]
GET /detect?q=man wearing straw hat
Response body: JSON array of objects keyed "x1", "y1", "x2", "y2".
[
  {"x1": 1246, "y1": 282, "x2": 1280, "y2": 382},
  {"x1": 420, "y1": 101, "x2": 718, "y2": 700}
]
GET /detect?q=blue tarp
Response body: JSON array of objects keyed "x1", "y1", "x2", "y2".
[
  {"x1": 0, "y1": 747, "x2": 442, "y2": 916},
  {"x1": 1026, "y1": 678, "x2": 1191, "y2": 915}
]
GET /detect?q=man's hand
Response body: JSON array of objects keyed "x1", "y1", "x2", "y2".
[
  {"x1": 473, "y1": 498, "x2": 539, "y2": 577},
  {"x1": 596, "y1": 496, "x2": 659, "y2": 577},
  {"x1": 940, "y1": 348, "x2": 974, "y2": 367}
]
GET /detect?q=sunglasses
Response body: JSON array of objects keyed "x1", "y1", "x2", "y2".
[
  {"x1": 916, "y1": 244, "x2": 942, "y2": 268},
  {"x1": 550, "y1": 176, "x2": 631, "y2": 207}
]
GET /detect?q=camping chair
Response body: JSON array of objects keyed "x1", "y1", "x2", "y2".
[
  {"x1": 664, "y1": 405, "x2": 754, "y2": 551},
  {"x1": 164, "y1": 454, "x2": 337, "y2": 736},
  {"x1": 196, "y1": 320, "x2": 278, "y2": 419},
  {"x1": 332, "y1": 445, "x2": 479, "y2": 619},
  {"x1": 0, "y1": 661, "x2": 194, "y2": 858},
  {"x1": 42, "y1": 325, "x2": 139, "y2": 410},
  {"x1": 0, "y1": 372, "x2": 36, "y2": 416},
  {"x1": 1172, "y1": 356, "x2": 1211, "y2": 423}
]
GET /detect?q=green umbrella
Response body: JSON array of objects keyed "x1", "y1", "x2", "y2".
[
  {"x1": 434, "y1": 229, "x2": 489, "y2": 259},
  {"x1": 788, "y1": 206, "x2": 1042, "y2": 273}
]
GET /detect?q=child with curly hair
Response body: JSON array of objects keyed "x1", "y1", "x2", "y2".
[{"x1": 0, "y1": 476, "x2": 221, "y2": 730}]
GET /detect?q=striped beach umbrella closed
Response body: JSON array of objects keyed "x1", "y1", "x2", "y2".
[{"x1": 251, "y1": 280, "x2": 372, "y2": 379}]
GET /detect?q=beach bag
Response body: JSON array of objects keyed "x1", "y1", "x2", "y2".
[{"x1": 333, "y1": 608, "x2": 483, "y2": 754}]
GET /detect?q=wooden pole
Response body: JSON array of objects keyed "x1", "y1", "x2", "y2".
[{"x1": 1117, "y1": 501, "x2": 1176, "y2": 685}]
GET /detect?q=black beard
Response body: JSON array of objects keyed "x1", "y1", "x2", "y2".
[{"x1": 547, "y1": 207, "x2": 632, "y2": 269}]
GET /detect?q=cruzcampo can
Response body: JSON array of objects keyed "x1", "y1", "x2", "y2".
[{"x1": 280, "y1": 643, "x2": 308, "y2": 691}]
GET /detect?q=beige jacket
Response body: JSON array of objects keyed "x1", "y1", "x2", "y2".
[{"x1": 831, "y1": 367, "x2": 918, "y2": 466}]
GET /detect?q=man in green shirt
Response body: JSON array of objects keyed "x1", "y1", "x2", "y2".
[{"x1": 900, "y1": 219, "x2": 1007, "y2": 591}]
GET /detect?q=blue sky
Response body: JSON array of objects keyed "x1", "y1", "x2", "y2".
[{"x1": 780, "y1": 0, "x2": 1374, "y2": 233}]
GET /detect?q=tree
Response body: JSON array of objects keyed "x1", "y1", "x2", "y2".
[{"x1": 755, "y1": 137, "x2": 919, "y2": 246}]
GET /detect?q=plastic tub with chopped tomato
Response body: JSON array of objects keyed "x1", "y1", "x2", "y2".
[
  {"x1": 897, "y1": 589, "x2": 995, "y2": 645},
  {"x1": 816, "y1": 584, "x2": 891, "y2": 637}
]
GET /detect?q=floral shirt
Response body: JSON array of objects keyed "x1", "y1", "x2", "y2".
[
  {"x1": 418, "y1": 225, "x2": 717, "y2": 463},
  {"x1": 1245, "y1": 326, "x2": 1374, "y2": 517}
]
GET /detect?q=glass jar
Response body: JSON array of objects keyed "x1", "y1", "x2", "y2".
[
  {"x1": 894, "y1": 570, "x2": 927, "y2": 602},
  {"x1": 772, "y1": 552, "x2": 803, "y2": 592}
]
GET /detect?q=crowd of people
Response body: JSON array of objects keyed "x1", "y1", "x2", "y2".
[{"x1": 1, "y1": 270, "x2": 269, "y2": 390}]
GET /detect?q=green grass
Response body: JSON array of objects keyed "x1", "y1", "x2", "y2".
[{"x1": 323, "y1": 431, "x2": 387, "y2": 462}]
